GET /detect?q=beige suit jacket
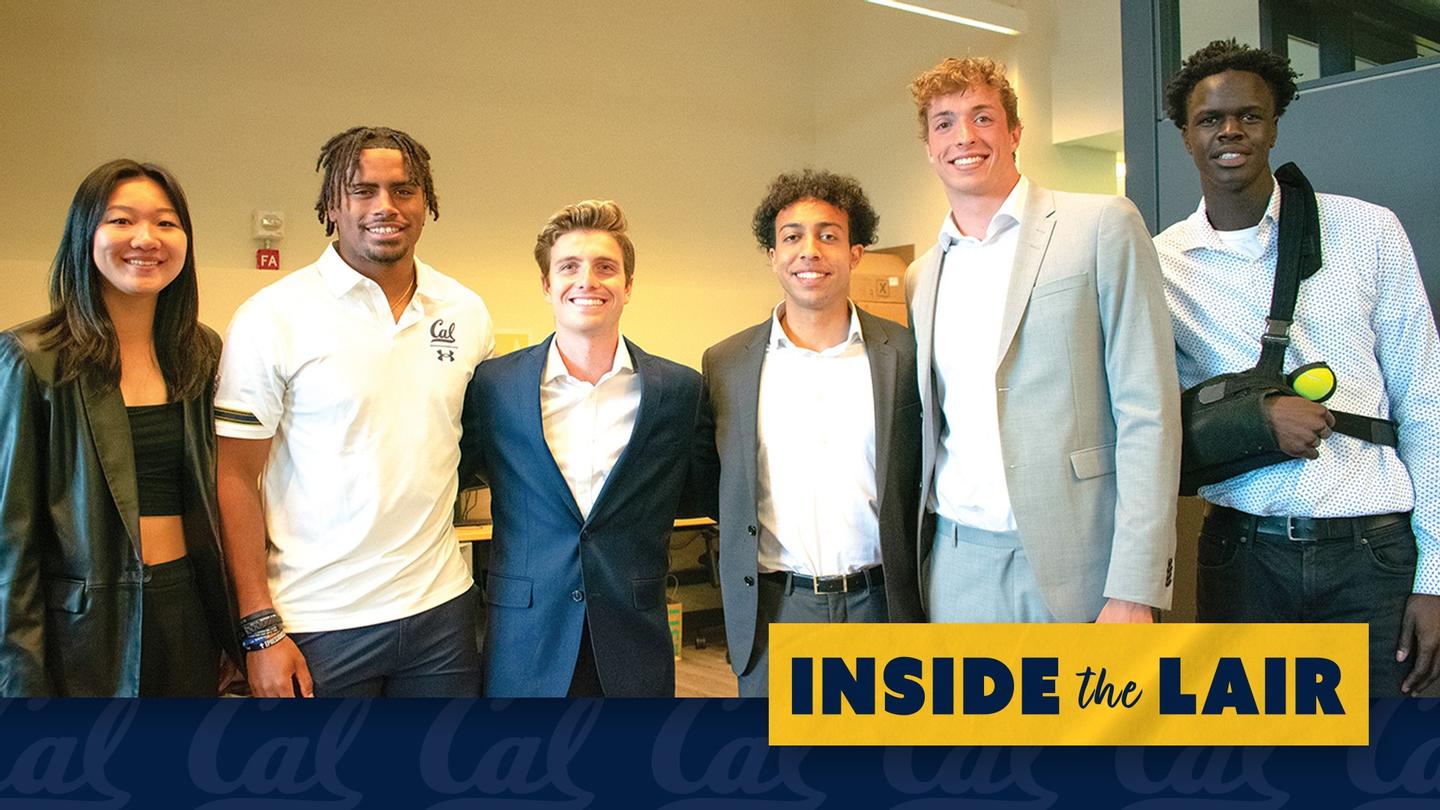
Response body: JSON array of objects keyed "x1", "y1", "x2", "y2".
[{"x1": 906, "y1": 181, "x2": 1181, "y2": 619}]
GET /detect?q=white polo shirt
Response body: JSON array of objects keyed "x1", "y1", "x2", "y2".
[{"x1": 215, "y1": 243, "x2": 494, "y2": 632}]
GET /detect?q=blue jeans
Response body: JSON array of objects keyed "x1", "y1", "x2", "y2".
[
  {"x1": 290, "y1": 585, "x2": 481, "y2": 697},
  {"x1": 1196, "y1": 512, "x2": 1415, "y2": 697}
]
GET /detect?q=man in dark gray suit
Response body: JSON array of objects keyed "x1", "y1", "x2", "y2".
[{"x1": 697, "y1": 169, "x2": 923, "y2": 697}]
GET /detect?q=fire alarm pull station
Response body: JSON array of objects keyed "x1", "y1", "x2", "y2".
[{"x1": 253, "y1": 210, "x2": 285, "y2": 270}]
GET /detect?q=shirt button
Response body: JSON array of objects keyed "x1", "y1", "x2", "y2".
[
  {"x1": 747, "y1": 525, "x2": 757, "y2": 536},
  {"x1": 571, "y1": 590, "x2": 585, "y2": 602},
  {"x1": 744, "y1": 576, "x2": 755, "y2": 586}
]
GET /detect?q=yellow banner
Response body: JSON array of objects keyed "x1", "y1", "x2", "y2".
[{"x1": 768, "y1": 623, "x2": 1367, "y2": 746}]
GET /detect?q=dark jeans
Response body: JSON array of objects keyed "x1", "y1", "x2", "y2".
[
  {"x1": 139, "y1": 556, "x2": 220, "y2": 697},
  {"x1": 1197, "y1": 511, "x2": 1415, "y2": 697},
  {"x1": 290, "y1": 585, "x2": 481, "y2": 697}
]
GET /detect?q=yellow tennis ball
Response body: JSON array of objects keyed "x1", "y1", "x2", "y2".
[{"x1": 1292, "y1": 365, "x2": 1336, "y2": 402}]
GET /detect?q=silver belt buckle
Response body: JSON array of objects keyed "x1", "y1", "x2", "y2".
[{"x1": 1285, "y1": 516, "x2": 1314, "y2": 542}]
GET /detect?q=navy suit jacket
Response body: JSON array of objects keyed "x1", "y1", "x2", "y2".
[{"x1": 459, "y1": 336, "x2": 704, "y2": 697}]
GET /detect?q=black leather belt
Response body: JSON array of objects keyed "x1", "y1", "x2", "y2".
[
  {"x1": 1204, "y1": 504, "x2": 1410, "y2": 542},
  {"x1": 761, "y1": 566, "x2": 884, "y2": 595}
]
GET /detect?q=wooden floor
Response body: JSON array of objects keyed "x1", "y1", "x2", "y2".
[{"x1": 675, "y1": 640, "x2": 739, "y2": 697}]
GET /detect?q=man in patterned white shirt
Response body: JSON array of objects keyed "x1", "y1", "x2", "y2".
[{"x1": 1156, "y1": 40, "x2": 1440, "y2": 695}]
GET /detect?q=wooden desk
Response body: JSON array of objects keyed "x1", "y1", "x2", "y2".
[
  {"x1": 455, "y1": 524, "x2": 492, "y2": 543},
  {"x1": 456, "y1": 517, "x2": 716, "y2": 543}
]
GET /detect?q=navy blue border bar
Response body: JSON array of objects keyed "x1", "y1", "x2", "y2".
[{"x1": 0, "y1": 698, "x2": 1435, "y2": 806}]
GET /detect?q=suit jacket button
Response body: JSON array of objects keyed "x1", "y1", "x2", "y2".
[
  {"x1": 747, "y1": 525, "x2": 757, "y2": 536},
  {"x1": 579, "y1": 529, "x2": 589, "y2": 542},
  {"x1": 744, "y1": 576, "x2": 755, "y2": 586},
  {"x1": 571, "y1": 590, "x2": 585, "y2": 602}
]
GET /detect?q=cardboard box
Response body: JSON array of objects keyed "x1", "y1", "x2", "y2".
[{"x1": 852, "y1": 252, "x2": 909, "y2": 326}]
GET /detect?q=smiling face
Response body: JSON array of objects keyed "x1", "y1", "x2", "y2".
[
  {"x1": 544, "y1": 229, "x2": 631, "y2": 340},
  {"x1": 924, "y1": 84, "x2": 1023, "y2": 205},
  {"x1": 91, "y1": 178, "x2": 187, "y2": 303},
  {"x1": 328, "y1": 147, "x2": 427, "y2": 276},
  {"x1": 1182, "y1": 69, "x2": 1279, "y2": 204},
  {"x1": 769, "y1": 198, "x2": 862, "y2": 318}
]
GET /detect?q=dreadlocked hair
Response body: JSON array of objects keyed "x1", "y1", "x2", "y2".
[
  {"x1": 40, "y1": 158, "x2": 217, "y2": 399},
  {"x1": 1164, "y1": 39, "x2": 1299, "y2": 128},
  {"x1": 313, "y1": 126, "x2": 439, "y2": 234}
]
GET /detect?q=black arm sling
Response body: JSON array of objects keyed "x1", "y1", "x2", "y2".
[{"x1": 1178, "y1": 162, "x2": 1397, "y2": 496}]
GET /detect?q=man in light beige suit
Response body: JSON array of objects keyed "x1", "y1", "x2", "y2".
[{"x1": 905, "y1": 56, "x2": 1180, "y2": 624}]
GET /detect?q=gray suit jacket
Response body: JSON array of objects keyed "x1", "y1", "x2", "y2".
[
  {"x1": 697, "y1": 307, "x2": 923, "y2": 676},
  {"x1": 906, "y1": 181, "x2": 1180, "y2": 619}
]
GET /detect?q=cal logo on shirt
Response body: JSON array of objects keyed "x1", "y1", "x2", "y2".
[{"x1": 431, "y1": 318, "x2": 457, "y2": 362}]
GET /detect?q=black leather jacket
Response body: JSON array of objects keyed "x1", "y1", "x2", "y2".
[{"x1": 0, "y1": 318, "x2": 240, "y2": 696}]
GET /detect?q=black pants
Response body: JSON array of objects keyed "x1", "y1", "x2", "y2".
[
  {"x1": 289, "y1": 585, "x2": 481, "y2": 697},
  {"x1": 567, "y1": 620, "x2": 603, "y2": 698},
  {"x1": 737, "y1": 572, "x2": 889, "y2": 698},
  {"x1": 138, "y1": 556, "x2": 220, "y2": 697},
  {"x1": 1197, "y1": 511, "x2": 1415, "y2": 697}
]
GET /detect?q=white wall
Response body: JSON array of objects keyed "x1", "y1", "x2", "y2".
[
  {"x1": 1008, "y1": 0, "x2": 1123, "y2": 194},
  {"x1": 1181, "y1": 0, "x2": 1263, "y2": 55},
  {"x1": 1049, "y1": 0, "x2": 1124, "y2": 149},
  {"x1": 0, "y1": 0, "x2": 1124, "y2": 367},
  {"x1": 810, "y1": 3, "x2": 1021, "y2": 256}
]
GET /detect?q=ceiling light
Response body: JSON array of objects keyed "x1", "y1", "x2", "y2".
[{"x1": 865, "y1": 0, "x2": 1024, "y2": 36}]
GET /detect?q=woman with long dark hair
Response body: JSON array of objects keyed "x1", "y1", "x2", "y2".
[{"x1": 0, "y1": 159, "x2": 239, "y2": 696}]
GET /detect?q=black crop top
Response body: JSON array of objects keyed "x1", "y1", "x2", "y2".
[{"x1": 126, "y1": 402, "x2": 184, "y2": 516}]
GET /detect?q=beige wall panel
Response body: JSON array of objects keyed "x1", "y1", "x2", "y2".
[{"x1": 1, "y1": 1, "x2": 1124, "y2": 366}]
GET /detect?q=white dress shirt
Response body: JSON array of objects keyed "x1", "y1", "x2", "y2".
[
  {"x1": 930, "y1": 176, "x2": 1029, "y2": 531},
  {"x1": 540, "y1": 336, "x2": 642, "y2": 519},
  {"x1": 756, "y1": 302, "x2": 881, "y2": 576}
]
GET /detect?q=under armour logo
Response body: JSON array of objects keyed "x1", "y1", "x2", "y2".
[{"x1": 430, "y1": 319, "x2": 458, "y2": 362}]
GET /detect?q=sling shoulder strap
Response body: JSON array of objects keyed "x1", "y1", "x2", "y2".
[{"x1": 1263, "y1": 162, "x2": 1396, "y2": 448}]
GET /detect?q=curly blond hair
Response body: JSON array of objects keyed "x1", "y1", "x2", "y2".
[{"x1": 909, "y1": 57, "x2": 1020, "y2": 139}]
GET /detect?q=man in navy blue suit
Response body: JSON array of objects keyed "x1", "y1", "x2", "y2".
[{"x1": 459, "y1": 200, "x2": 705, "y2": 697}]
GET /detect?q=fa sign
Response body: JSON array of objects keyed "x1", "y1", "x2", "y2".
[{"x1": 256, "y1": 248, "x2": 281, "y2": 270}]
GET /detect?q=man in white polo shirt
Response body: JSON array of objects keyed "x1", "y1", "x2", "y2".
[{"x1": 215, "y1": 126, "x2": 494, "y2": 697}]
